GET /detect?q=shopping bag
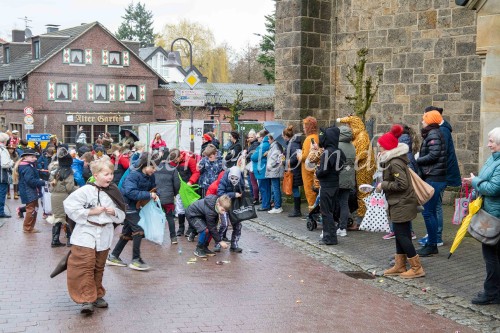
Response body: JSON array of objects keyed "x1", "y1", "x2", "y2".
[
  {"x1": 138, "y1": 199, "x2": 165, "y2": 245},
  {"x1": 452, "y1": 185, "x2": 470, "y2": 225},
  {"x1": 42, "y1": 185, "x2": 52, "y2": 215},
  {"x1": 359, "y1": 191, "x2": 390, "y2": 232},
  {"x1": 282, "y1": 171, "x2": 293, "y2": 196},
  {"x1": 229, "y1": 193, "x2": 257, "y2": 223},
  {"x1": 178, "y1": 174, "x2": 200, "y2": 209},
  {"x1": 408, "y1": 168, "x2": 435, "y2": 205},
  {"x1": 468, "y1": 208, "x2": 500, "y2": 246}
]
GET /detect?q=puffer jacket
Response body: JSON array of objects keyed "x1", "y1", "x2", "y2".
[
  {"x1": 471, "y1": 151, "x2": 500, "y2": 219},
  {"x1": 225, "y1": 140, "x2": 242, "y2": 169},
  {"x1": 186, "y1": 195, "x2": 221, "y2": 243},
  {"x1": 265, "y1": 141, "x2": 284, "y2": 179},
  {"x1": 217, "y1": 169, "x2": 245, "y2": 198},
  {"x1": 251, "y1": 136, "x2": 270, "y2": 180},
  {"x1": 198, "y1": 156, "x2": 223, "y2": 189},
  {"x1": 121, "y1": 169, "x2": 156, "y2": 212},
  {"x1": 316, "y1": 126, "x2": 345, "y2": 188},
  {"x1": 338, "y1": 126, "x2": 356, "y2": 190},
  {"x1": 246, "y1": 139, "x2": 260, "y2": 164},
  {"x1": 18, "y1": 161, "x2": 45, "y2": 204},
  {"x1": 71, "y1": 158, "x2": 85, "y2": 187},
  {"x1": 379, "y1": 143, "x2": 419, "y2": 223},
  {"x1": 440, "y1": 120, "x2": 462, "y2": 186},
  {"x1": 417, "y1": 124, "x2": 447, "y2": 182},
  {"x1": 285, "y1": 134, "x2": 303, "y2": 187},
  {"x1": 155, "y1": 162, "x2": 180, "y2": 206}
]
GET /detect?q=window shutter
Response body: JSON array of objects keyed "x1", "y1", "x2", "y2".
[
  {"x1": 85, "y1": 49, "x2": 92, "y2": 65},
  {"x1": 47, "y1": 82, "x2": 55, "y2": 100},
  {"x1": 109, "y1": 84, "x2": 116, "y2": 101},
  {"x1": 122, "y1": 50, "x2": 130, "y2": 66},
  {"x1": 62, "y1": 48, "x2": 70, "y2": 64},
  {"x1": 71, "y1": 82, "x2": 78, "y2": 100},
  {"x1": 87, "y1": 83, "x2": 94, "y2": 101},
  {"x1": 102, "y1": 50, "x2": 109, "y2": 66},
  {"x1": 139, "y1": 84, "x2": 146, "y2": 102},
  {"x1": 118, "y1": 84, "x2": 126, "y2": 101}
]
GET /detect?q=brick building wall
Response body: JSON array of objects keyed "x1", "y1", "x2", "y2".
[{"x1": 275, "y1": 0, "x2": 482, "y2": 174}]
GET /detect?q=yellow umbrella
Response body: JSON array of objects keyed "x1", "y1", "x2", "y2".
[{"x1": 448, "y1": 196, "x2": 483, "y2": 259}]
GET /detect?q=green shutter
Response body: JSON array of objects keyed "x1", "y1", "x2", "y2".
[
  {"x1": 62, "y1": 49, "x2": 70, "y2": 64},
  {"x1": 71, "y1": 82, "x2": 78, "y2": 100},
  {"x1": 139, "y1": 84, "x2": 146, "y2": 102},
  {"x1": 87, "y1": 83, "x2": 94, "y2": 101},
  {"x1": 47, "y1": 81, "x2": 55, "y2": 100}
]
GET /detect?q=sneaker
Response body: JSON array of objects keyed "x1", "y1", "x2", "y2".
[
  {"x1": 187, "y1": 233, "x2": 195, "y2": 242},
  {"x1": 411, "y1": 232, "x2": 417, "y2": 240},
  {"x1": 230, "y1": 247, "x2": 243, "y2": 253},
  {"x1": 128, "y1": 258, "x2": 150, "y2": 271},
  {"x1": 268, "y1": 207, "x2": 283, "y2": 214},
  {"x1": 194, "y1": 246, "x2": 207, "y2": 258},
  {"x1": 176, "y1": 230, "x2": 183, "y2": 237},
  {"x1": 106, "y1": 254, "x2": 127, "y2": 267},
  {"x1": 437, "y1": 241, "x2": 444, "y2": 247},
  {"x1": 171, "y1": 237, "x2": 178, "y2": 245},
  {"x1": 204, "y1": 246, "x2": 216, "y2": 256},
  {"x1": 93, "y1": 298, "x2": 108, "y2": 308},
  {"x1": 471, "y1": 293, "x2": 500, "y2": 305},
  {"x1": 337, "y1": 229, "x2": 347, "y2": 237},
  {"x1": 418, "y1": 235, "x2": 428, "y2": 246},
  {"x1": 383, "y1": 232, "x2": 395, "y2": 240},
  {"x1": 416, "y1": 244, "x2": 438, "y2": 257},
  {"x1": 214, "y1": 243, "x2": 221, "y2": 252},
  {"x1": 80, "y1": 302, "x2": 94, "y2": 314}
]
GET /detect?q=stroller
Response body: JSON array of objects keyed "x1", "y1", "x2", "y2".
[{"x1": 306, "y1": 189, "x2": 358, "y2": 231}]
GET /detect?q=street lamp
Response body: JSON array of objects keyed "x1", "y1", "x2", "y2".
[
  {"x1": 166, "y1": 37, "x2": 195, "y2": 153},
  {"x1": 205, "y1": 92, "x2": 220, "y2": 122}
]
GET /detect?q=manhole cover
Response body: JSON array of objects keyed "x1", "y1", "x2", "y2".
[{"x1": 340, "y1": 271, "x2": 375, "y2": 279}]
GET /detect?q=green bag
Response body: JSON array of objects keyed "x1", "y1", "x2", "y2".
[{"x1": 178, "y1": 174, "x2": 200, "y2": 209}]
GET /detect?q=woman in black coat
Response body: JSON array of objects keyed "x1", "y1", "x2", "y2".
[
  {"x1": 283, "y1": 125, "x2": 303, "y2": 217},
  {"x1": 225, "y1": 131, "x2": 242, "y2": 169}
]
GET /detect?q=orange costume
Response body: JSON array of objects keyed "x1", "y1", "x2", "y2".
[
  {"x1": 301, "y1": 117, "x2": 319, "y2": 207},
  {"x1": 337, "y1": 115, "x2": 375, "y2": 218}
]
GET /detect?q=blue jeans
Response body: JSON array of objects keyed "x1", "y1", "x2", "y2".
[
  {"x1": 0, "y1": 183, "x2": 8, "y2": 215},
  {"x1": 258, "y1": 178, "x2": 271, "y2": 209},
  {"x1": 270, "y1": 178, "x2": 282, "y2": 209},
  {"x1": 292, "y1": 186, "x2": 300, "y2": 198},
  {"x1": 436, "y1": 187, "x2": 445, "y2": 243},
  {"x1": 421, "y1": 181, "x2": 447, "y2": 246}
]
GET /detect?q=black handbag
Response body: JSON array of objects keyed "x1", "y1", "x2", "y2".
[
  {"x1": 229, "y1": 193, "x2": 257, "y2": 223},
  {"x1": 468, "y1": 209, "x2": 500, "y2": 246}
]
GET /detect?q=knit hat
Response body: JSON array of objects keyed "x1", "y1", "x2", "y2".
[
  {"x1": 422, "y1": 110, "x2": 443, "y2": 125},
  {"x1": 378, "y1": 124, "x2": 404, "y2": 150},
  {"x1": 424, "y1": 106, "x2": 443, "y2": 114},
  {"x1": 203, "y1": 134, "x2": 212, "y2": 142}
]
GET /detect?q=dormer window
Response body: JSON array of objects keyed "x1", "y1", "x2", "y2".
[
  {"x1": 109, "y1": 51, "x2": 121, "y2": 66},
  {"x1": 33, "y1": 41, "x2": 40, "y2": 60},
  {"x1": 4, "y1": 47, "x2": 10, "y2": 64},
  {"x1": 71, "y1": 49, "x2": 83, "y2": 64}
]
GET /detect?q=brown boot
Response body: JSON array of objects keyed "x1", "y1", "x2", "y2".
[
  {"x1": 400, "y1": 255, "x2": 425, "y2": 279},
  {"x1": 383, "y1": 254, "x2": 407, "y2": 276}
]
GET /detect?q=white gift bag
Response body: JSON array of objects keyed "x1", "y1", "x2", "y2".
[
  {"x1": 359, "y1": 191, "x2": 390, "y2": 233},
  {"x1": 41, "y1": 186, "x2": 52, "y2": 215}
]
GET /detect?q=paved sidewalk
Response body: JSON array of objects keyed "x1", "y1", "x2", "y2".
[
  {"x1": 0, "y1": 200, "x2": 479, "y2": 333},
  {"x1": 247, "y1": 201, "x2": 500, "y2": 332}
]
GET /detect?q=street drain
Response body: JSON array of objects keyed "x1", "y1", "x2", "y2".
[{"x1": 340, "y1": 271, "x2": 375, "y2": 280}]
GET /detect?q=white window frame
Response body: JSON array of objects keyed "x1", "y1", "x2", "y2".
[
  {"x1": 94, "y1": 84, "x2": 109, "y2": 103},
  {"x1": 125, "y1": 85, "x2": 139, "y2": 103},
  {"x1": 70, "y1": 49, "x2": 84, "y2": 65},
  {"x1": 55, "y1": 83, "x2": 71, "y2": 102},
  {"x1": 109, "y1": 51, "x2": 122, "y2": 67}
]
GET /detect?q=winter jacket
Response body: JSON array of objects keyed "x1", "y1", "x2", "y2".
[
  {"x1": 111, "y1": 154, "x2": 130, "y2": 185},
  {"x1": 49, "y1": 169, "x2": 78, "y2": 222},
  {"x1": 171, "y1": 151, "x2": 200, "y2": 184},
  {"x1": 285, "y1": 134, "x2": 303, "y2": 187},
  {"x1": 18, "y1": 161, "x2": 45, "y2": 204},
  {"x1": 471, "y1": 151, "x2": 500, "y2": 219},
  {"x1": 246, "y1": 139, "x2": 260, "y2": 164},
  {"x1": 225, "y1": 140, "x2": 242, "y2": 169},
  {"x1": 206, "y1": 171, "x2": 225, "y2": 196},
  {"x1": 379, "y1": 143, "x2": 419, "y2": 223},
  {"x1": 121, "y1": 170, "x2": 156, "y2": 212},
  {"x1": 251, "y1": 136, "x2": 270, "y2": 180},
  {"x1": 72, "y1": 158, "x2": 85, "y2": 187},
  {"x1": 217, "y1": 170, "x2": 245, "y2": 199},
  {"x1": 398, "y1": 133, "x2": 418, "y2": 172},
  {"x1": 316, "y1": 126, "x2": 345, "y2": 189},
  {"x1": 440, "y1": 120, "x2": 462, "y2": 186},
  {"x1": 151, "y1": 139, "x2": 167, "y2": 150},
  {"x1": 186, "y1": 195, "x2": 221, "y2": 243},
  {"x1": 266, "y1": 141, "x2": 284, "y2": 179},
  {"x1": 155, "y1": 162, "x2": 181, "y2": 206},
  {"x1": 37, "y1": 154, "x2": 52, "y2": 181},
  {"x1": 198, "y1": 156, "x2": 223, "y2": 189},
  {"x1": 338, "y1": 126, "x2": 356, "y2": 190},
  {"x1": 0, "y1": 146, "x2": 13, "y2": 184},
  {"x1": 416, "y1": 124, "x2": 447, "y2": 182}
]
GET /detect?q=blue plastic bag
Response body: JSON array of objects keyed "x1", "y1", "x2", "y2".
[{"x1": 138, "y1": 199, "x2": 165, "y2": 245}]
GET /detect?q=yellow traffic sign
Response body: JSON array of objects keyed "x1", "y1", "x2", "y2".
[{"x1": 184, "y1": 71, "x2": 200, "y2": 89}]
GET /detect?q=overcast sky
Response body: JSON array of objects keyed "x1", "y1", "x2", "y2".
[{"x1": 0, "y1": 0, "x2": 275, "y2": 53}]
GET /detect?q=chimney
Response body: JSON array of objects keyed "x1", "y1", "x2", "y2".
[
  {"x1": 45, "y1": 24, "x2": 60, "y2": 33},
  {"x1": 12, "y1": 29, "x2": 25, "y2": 42}
]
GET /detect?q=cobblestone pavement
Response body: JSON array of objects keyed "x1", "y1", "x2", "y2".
[
  {"x1": 0, "y1": 198, "x2": 481, "y2": 333},
  {"x1": 248, "y1": 202, "x2": 500, "y2": 332}
]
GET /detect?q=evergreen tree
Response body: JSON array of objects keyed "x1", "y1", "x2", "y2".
[
  {"x1": 116, "y1": 2, "x2": 155, "y2": 48},
  {"x1": 256, "y1": 12, "x2": 275, "y2": 84}
]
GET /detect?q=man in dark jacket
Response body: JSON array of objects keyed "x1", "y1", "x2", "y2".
[
  {"x1": 18, "y1": 149, "x2": 45, "y2": 233},
  {"x1": 107, "y1": 153, "x2": 157, "y2": 271},
  {"x1": 186, "y1": 195, "x2": 231, "y2": 258},
  {"x1": 316, "y1": 126, "x2": 345, "y2": 246},
  {"x1": 224, "y1": 131, "x2": 242, "y2": 169}
]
